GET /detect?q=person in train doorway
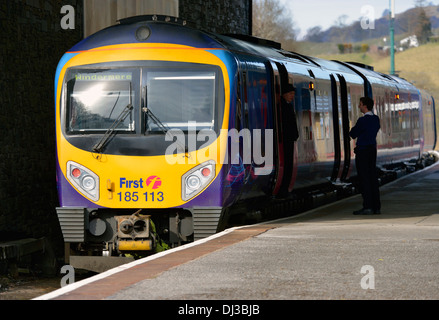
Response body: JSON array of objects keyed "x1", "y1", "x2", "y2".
[
  {"x1": 277, "y1": 83, "x2": 299, "y2": 198},
  {"x1": 349, "y1": 96, "x2": 381, "y2": 215},
  {"x1": 281, "y1": 83, "x2": 299, "y2": 142}
]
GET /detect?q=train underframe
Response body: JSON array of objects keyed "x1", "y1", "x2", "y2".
[{"x1": 58, "y1": 206, "x2": 224, "y2": 271}]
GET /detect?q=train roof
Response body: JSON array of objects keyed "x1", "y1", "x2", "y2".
[
  {"x1": 68, "y1": 15, "x2": 324, "y2": 67},
  {"x1": 69, "y1": 15, "x2": 225, "y2": 52},
  {"x1": 68, "y1": 15, "x2": 416, "y2": 93}
]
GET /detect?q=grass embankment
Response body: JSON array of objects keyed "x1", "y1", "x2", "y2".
[{"x1": 312, "y1": 42, "x2": 439, "y2": 97}]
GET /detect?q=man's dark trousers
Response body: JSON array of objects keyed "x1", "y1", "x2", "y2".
[{"x1": 355, "y1": 146, "x2": 380, "y2": 211}]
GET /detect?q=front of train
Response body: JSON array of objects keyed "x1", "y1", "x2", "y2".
[{"x1": 55, "y1": 16, "x2": 234, "y2": 258}]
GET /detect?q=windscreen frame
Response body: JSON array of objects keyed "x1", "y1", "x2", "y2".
[{"x1": 59, "y1": 61, "x2": 225, "y2": 156}]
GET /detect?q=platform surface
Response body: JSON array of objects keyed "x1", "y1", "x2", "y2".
[{"x1": 36, "y1": 162, "x2": 439, "y2": 300}]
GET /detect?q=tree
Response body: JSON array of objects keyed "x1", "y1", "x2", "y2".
[
  {"x1": 414, "y1": 0, "x2": 427, "y2": 7},
  {"x1": 331, "y1": 14, "x2": 350, "y2": 42},
  {"x1": 414, "y1": 4, "x2": 432, "y2": 44},
  {"x1": 304, "y1": 26, "x2": 324, "y2": 42},
  {"x1": 334, "y1": 14, "x2": 349, "y2": 28},
  {"x1": 252, "y1": 0, "x2": 297, "y2": 50}
]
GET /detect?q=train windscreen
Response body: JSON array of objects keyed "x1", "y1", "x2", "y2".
[
  {"x1": 66, "y1": 69, "x2": 136, "y2": 133},
  {"x1": 64, "y1": 66, "x2": 220, "y2": 135},
  {"x1": 145, "y1": 70, "x2": 216, "y2": 132}
]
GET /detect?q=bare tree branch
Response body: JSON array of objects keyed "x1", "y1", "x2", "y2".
[{"x1": 252, "y1": 0, "x2": 297, "y2": 50}]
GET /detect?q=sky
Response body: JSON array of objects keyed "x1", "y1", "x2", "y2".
[{"x1": 277, "y1": 0, "x2": 439, "y2": 39}]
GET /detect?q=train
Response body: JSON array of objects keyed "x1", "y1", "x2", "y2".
[{"x1": 55, "y1": 15, "x2": 436, "y2": 265}]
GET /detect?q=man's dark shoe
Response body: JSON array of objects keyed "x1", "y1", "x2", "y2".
[
  {"x1": 373, "y1": 209, "x2": 381, "y2": 214},
  {"x1": 353, "y1": 208, "x2": 374, "y2": 215}
]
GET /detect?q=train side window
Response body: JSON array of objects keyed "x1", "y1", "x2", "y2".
[
  {"x1": 301, "y1": 88, "x2": 312, "y2": 140},
  {"x1": 302, "y1": 111, "x2": 312, "y2": 140},
  {"x1": 314, "y1": 112, "x2": 324, "y2": 140},
  {"x1": 378, "y1": 96, "x2": 387, "y2": 136},
  {"x1": 236, "y1": 72, "x2": 242, "y2": 130},
  {"x1": 385, "y1": 92, "x2": 392, "y2": 134},
  {"x1": 351, "y1": 94, "x2": 357, "y2": 121},
  {"x1": 322, "y1": 90, "x2": 331, "y2": 139},
  {"x1": 243, "y1": 71, "x2": 249, "y2": 129},
  {"x1": 347, "y1": 93, "x2": 351, "y2": 111}
]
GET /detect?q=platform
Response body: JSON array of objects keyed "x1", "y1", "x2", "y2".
[{"x1": 35, "y1": 162, "x2": 439, "y2": 301}]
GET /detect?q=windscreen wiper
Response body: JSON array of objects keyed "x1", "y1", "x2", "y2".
[
  {"x1": 143, "y1": 106, "x2": 170, "y2": 135},
  {"x1": 92, "y1": 103, "x2": 133, "y2": 153},
  {"x1": 92, "y1": 83, "x2": 133, "y2": 153},
  {"x1": 143, "y1": 86, "x2": 188, "y2": 153},
  {"x1": 143, "y1": 106, "x2": 188, "y2": 154}
]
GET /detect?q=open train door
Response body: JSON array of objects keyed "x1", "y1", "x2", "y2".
[
  {"x1": 329, "y1": 74, "x2": 342, "y2": 181},
  {"x1": 266, "y1": 61, "x2": 284, "y2": 196},
  {"x1": 329, "y1": 74, "x2": 353, "y2": 182},
  {"x1": 268, "y1": 61, "x2": 298, "y2": 196},
  {"x1": 277, "y1": 63, "x2": 299, "y2": 194},
  {"x1": 337, "y1": 74, "x2": 352, "y2": 181}
]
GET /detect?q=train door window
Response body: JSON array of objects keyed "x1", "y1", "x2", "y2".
[
  {"x1": 352, "y1": 94, "x2": 358, "y2": 124},
  {"x1": 347, "y1": 87, "x2": 351, "y2": 110},
  {"x1": 236, "y1": 72, "x2": 242, "y2": 130},
  {"x1": 323, "y1": 91, "x2": 331, "y2": 139},
  {"x1": 301, "y1": 88, "x2": 312, "y2": 140},
  {"x1": 393, "y1": 94, "x2": 400, "y2": 134},
  {"x1": 378, "y1": 96, "x2": 385, "y2": 134},
  {"x1": 350, "y1": 94, "x2": 355, "y2": 122},
  {"x1": 301, "y1": 87, "x2": 311, "y2": 110},
  {"x1": 302, "y1": 111, "x2": 312, "y2": 140},
  {"x1": 347, "y1": 88, "x2": 355, "y2": 133},
  {"x1": 404, "y1": 109, "x2": 409, "y2": 130},
  {"x1": 336, "y1": 83, "x2": 343, "y2": 141},
  {"x1": 377, "y1": 96, "x2": 386, "y2": 140},
  {"x1": 385, "y1": 92, "x2": 391, "y2": 135},
  {"x1": 355, "y1": 94, "x2": 360, "y2": 120},
  {"x1": 242, "y1": 71, "x2": 249, "y2": 129},
  {"x1": 314, "y1": 113, "x2": 323, "y2": 140},
  {"x1": 315, "y1": 89, "x2": 329, "y2": 141},
  {"x1": 314, "y1": 90, "x2": 322, "y2": 140},
  {"x1": 376, "y1": 96, "x2": 380, "y2": 118}
]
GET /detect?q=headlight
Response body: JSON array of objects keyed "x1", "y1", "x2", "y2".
[
  {"x1": 186, "y1": 175, "x2": 201, "y2": 190},
  {"x1": 82, "y1": 175, "x2": 96, "y2": 190},
  {"x1": 182, "y1": 160, "x2": 215, "y2": 201},
  {"x1": 67, "y1": 161, "x2": 100, "y2": 201}
]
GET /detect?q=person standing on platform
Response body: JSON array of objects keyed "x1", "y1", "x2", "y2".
[{"x1": 349, "y1": 96, "x2": 381, "y2": 215}]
